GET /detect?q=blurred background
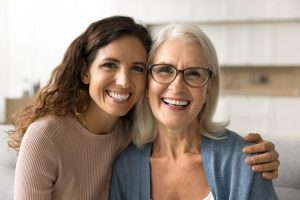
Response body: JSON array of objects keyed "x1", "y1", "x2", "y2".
[
  {"x1": 0, "y1": 0, "x2": 299, "y2": 199},
  {"x1": 1, "y1": 0, "x2": 300, "y2": 138}
]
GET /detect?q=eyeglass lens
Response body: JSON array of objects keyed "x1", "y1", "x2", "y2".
[{"x1": 151, "y1": 64, "x2": 211, "y2": 87}]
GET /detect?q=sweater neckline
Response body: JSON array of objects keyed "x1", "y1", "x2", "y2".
[{"x1": 68, "y1": 115, "x2": 119, "y2": 140}]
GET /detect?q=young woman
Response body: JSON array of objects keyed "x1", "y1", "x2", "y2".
[
  {"x1": 9, "y1": 16, "x2": 278, "y2": 199},
  {"x1": 9, "y1": 16, "x2": 151, "y2": 199},
  {"x1": 109, "y1": 24, "x2": 278, "y2": 199}
]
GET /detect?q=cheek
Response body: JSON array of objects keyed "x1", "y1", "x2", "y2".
[
  {"x1": 89, "y1": 75, "x2": 105, "y2": 89},
  {"x1": 134, "y1": 75, "x2": 147, "y2": 92},
  {"x1": 127, "y1": 75, "x2": 147, "y2": 103},
  {"x1": 148, "y1": 79, "x2": 160, "y2": 99},
  {"x1": 148, "y1": 80, "x2": 155, "y2": 98},
  {"x1": 193, "y1": 89, "x2": 208, "y2": 111},
  {"x1": 87, "y1": 73, "x2": 112, "y2": 98}
]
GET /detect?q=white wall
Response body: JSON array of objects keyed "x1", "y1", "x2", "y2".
[
  {"x1": 203, "y1": 23, "x2": 300, "y2": 66},
  {"x1": 0, "y1": 0, "x2": 113, "y2": 121},
  {"x1": 0, "y1": 0, "x2": 8, "y2": 123},
  {"x1": 216, "y1": 96, "x2": 300, "y2": 140},
  {"x1": 110, "y1": 0, "x2": 300, "y2": 23},
  {"x1": 0, "y1": 0, "x2": 300, "y2": 122}
]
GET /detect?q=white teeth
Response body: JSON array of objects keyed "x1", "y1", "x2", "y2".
[
  {"x1": 108, "y1": 91, "x2": 130, "y2": 101},
  {"x1": 163, "y1": 98, "x2": 189, "y2": 106}
]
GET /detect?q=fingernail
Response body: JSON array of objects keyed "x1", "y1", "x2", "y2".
[{"x1": 245, "y1": 157, "x2": 251, "y2": 164}]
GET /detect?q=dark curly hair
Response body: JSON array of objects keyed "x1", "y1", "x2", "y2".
[{"x1": 8, "y1": 16, "x2": 152, "y2": 151}]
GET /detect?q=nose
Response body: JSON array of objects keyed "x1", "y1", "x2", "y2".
[
  {"x1": 168, "y1": 72, "x2": 185, "y2": 90},
  {"x1": 116, "y1": 69, "x2": 131, "y2": 88}
]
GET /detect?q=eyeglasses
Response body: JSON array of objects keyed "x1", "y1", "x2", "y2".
[{"x1": 149, "y1": 64, "x2": 212, "y2": 87}]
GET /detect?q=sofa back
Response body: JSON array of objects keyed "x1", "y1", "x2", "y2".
[{"x1": 0, "y1": 125, "x2": 17, "y2": 200}]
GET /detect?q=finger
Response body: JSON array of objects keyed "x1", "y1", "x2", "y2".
[
  {"x1": 243, "y1": 141, "x2": 275, "y2": 154},
  {"x1": 251, "y1": 161, "x2": 280, "y2": 172},
  {"x1": 245, "y1": 151, "x2": 279, "y2": 164},
  {"x1": 252, "y1": 151, "x2": 279, "y2": 164},
  {"x1": 243, "y1": 133, "x2": 262, "y2": 143},
  {"x1": 262, "y1": 171, "x2": 279, "y2": 180}
]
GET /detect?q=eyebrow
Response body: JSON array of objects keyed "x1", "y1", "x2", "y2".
[
  {"x1": 103, "y1": 57, "x2": 146, "y2": 67},
  {"x1": 152, "y1": 62, "x2": 172, "y2": 65},
  {"x1": 153, "y1": 62, "x2": 174, "y2": 67},
  {"x1": 133, "y1": 61, "x2": 146, "y2": 67},
  {"x1": 102, "y1": 57, "x2": 120, "y2": 63},
  {"x1": 152, "y1": 62, "x2": 206, "y2": 68}
]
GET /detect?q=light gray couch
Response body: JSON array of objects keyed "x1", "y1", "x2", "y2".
[
  {"x1": 0, "y1": 125, "x2": 17, "y2": 200},
  {"x1": 0, "y1": 126, "x2": 299, "y2": 199},
  {"x1": 272, "y1": 137, "x2": 300, "y2": 199}
]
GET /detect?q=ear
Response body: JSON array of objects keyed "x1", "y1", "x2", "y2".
[{"x1": 81, "y1": 68, "x2": 90, "y2": 84}]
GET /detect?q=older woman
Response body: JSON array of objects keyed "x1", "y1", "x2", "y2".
[{"x1": 109, "y1": 24, "x2": 278, "y2": 199}]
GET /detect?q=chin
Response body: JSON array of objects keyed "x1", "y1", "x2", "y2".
[{"x1": 109, "y1": 109, "x2": 130, "y2": 117}]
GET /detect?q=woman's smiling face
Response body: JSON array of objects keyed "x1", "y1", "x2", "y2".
[
  {"x1": 148, "y1": 38, "x2": 210, "y2": 130},
  {"x1": 81, "y1": 35, "x2": 147, "y2": 117}
]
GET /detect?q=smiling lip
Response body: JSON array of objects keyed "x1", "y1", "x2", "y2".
[
  {"x1": 161, "y1": 97, "x2": 190, "y2": 110},
  {"x1": 107, "y1": 90, "x2": 131, "y2": 102}
]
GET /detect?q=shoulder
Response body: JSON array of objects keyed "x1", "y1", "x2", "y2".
[
  {"x1": 27, "y1": 115, "x2": 68, "y2": 134},
  {"x1": 111, "y1": 142, "x2": 151, "y2": 179},
  {"x1": 21, "y1": 115, "x2": 71, "y2": 151},
  {"x1": 202, "y1": 130, "x2": 272, "y2": 199},
  {"x1": 203, "y1": 129, "x2": 252, "y2": 155},
  {"x1": 17, "y1": 117, "x2": 63, "y2": 171},
  {"x1": 110, "y1": 143, "x2": 151, "y2": 199},
  {"x1": 201, "y1": 129, "x2": 253, "y2": 183},
  {"x1": 25, "y1": 115, "x2": 72, "y2": 141},
  {"x1": 113, "y1": 143, "x2": 150, "y2": 167}
]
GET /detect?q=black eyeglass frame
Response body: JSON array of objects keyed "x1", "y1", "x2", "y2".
[{"x1": 148, "y1": 64, "x2": 213, "y2": 88}]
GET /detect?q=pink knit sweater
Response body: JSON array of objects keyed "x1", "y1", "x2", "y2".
[{"x1": 14, "y1": 115, "x2": 130, "y2": 200}]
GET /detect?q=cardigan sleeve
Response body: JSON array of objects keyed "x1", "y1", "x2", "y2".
[
  {"x1": 109, "y1": 159, "x2": 126, "y2": 200},
  {"x1": 249, "y1": 172, "x2": 278, "y2": 200},
  {"x1": 14, "y1": 123, "x2": 60, "y2": 200},
  {"x1": 109, "y1": 143, "x2": 148, "y2": 200}
]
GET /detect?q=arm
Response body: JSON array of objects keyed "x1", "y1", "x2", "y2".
[
  {"x1": 109, "y1": 143, "x2": 146, "y2": 200},
  {"x1": 243, "y1": 133, "x2": 280, "y2": 180},
  {"x1": 109, "y1": 161, "x2": 126, "y2": 200},
  {"x1": 14, "y1": 125, "x2": 59, "y2": 200},
  {"x1": 249, "y1": 171, "x2": 278, "y2": 199}
]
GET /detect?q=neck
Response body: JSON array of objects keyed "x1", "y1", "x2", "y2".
[
  {"x1": 152, "y1": 121, "x2": 201, "y2": 160},
  {"x1": 76, "y1": 101, "x2": 120, "y2": 135}
]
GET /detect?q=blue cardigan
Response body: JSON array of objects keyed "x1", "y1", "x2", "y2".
[{"x1": 109, "y1": 130, "x2": 278, "y2": 200}]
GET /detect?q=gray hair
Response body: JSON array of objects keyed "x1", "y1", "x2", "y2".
[{"x1": 131, "y1": 24, "x2": 228, "y2": 147}]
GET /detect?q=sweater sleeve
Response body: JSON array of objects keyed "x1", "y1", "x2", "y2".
[{"x1": 14, "y1": 123, "x2": 60, "y2": 200}]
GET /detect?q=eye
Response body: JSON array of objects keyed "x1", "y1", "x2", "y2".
[
  {"x1": 152, "y1": 65, "x2": 174, "y2": 75},
  {"x1": 100, "y1": 62, "x2": 118, "y2": 71},
  {"x1": 185, "y1": 69, "x2": 200, "y2": 77},
  {"x1": 131, "y1": 65, "x2": 145, "y2": 73},
  {"x1": 185, "y1": 69, "x2": 207, "y2": 80}
]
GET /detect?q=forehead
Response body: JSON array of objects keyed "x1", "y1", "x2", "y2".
[
  {"x1": 152, "y1": 39, "x2": 207, "y2": 66},
  {"x1": 97, "y1": 36, "x2": 147, "y2": 61}
]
